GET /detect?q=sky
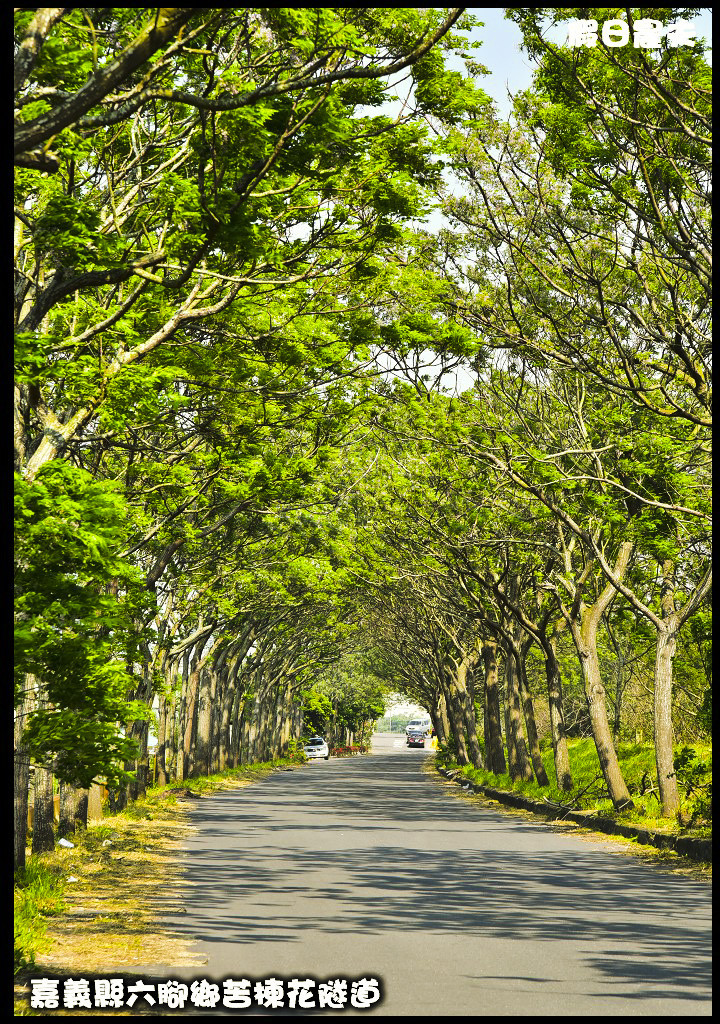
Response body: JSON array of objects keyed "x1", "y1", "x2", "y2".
[
  {"x1": 383, "y1": 695, "x2": 429, "y2": 717},
  {"x1": 380, "y1": 10, "x2": 711, "y2": 124},
  {"x1": 460, "y1": 8, "x2": 712, "y2": 117},
  {"x1": 452, "y1": 7, "x2": 539, "y2": 116}
]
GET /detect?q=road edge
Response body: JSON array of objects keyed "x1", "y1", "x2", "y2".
[{"x1": 435, "y1": 764, "x2": 712, "y2": 863}]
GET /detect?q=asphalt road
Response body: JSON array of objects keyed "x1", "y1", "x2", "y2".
[{"x1": 147, "y1": 735, "x2": 711, "y2": 1016}]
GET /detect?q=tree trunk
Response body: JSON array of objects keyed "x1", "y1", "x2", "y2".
[
  {"x1": 256, "y1": 690, "x2": 269, "y2": 762},
  {"x1": 443, "y1": 673, "x2": 469, "y2": 765},
  {"x1": 457, "y1": 655, "x2": 484, "y2": 769},
  {"x1": 654, "y1": 627, "x2": 679, "y2": 816},
  {"x1": 58, "y1": 783, "x2": 82, "y2": 839},
  {"x1": 565, "y1": 542, "x2": 634, "y2": 810},
  {"x1": 247, "y1": 691, "x2": 261, "y2": 763},
  {"x1": 267, "y1": 686, "x2": 278, "y2": 760},
  {"x1": 75, "y1": 788, "x2": 89, "y2": 828},
  {"x1": 546, "y1": 636, "x2": 572, "y2": 791},
  {"x1": 32, "y1": 765, "x2": 55, "y2": 854},
  {"x1": 434, "y1": 690, "x2": 451, "y2": 746},
  {"x1": 482, "y1": 640, "x2": 506, "y2": 774},
  {"x1": 156, "y1": 693, "x2": 168, "y2": 787},
  {"x1": 271, "y1": 686, "x2": 285, "y2": 759},
  {"x1": 517, "y1": 652, "x2": 549, "y2": 786},
  {"x1": 648, "y1": 561, "x2": 680, "y2": 817},
  {"x1": 482, "y1": 682, "x2": 489, "y2": 756},
  {"x1": 262, "y1": 685, "x2": 276, "y2": 760},
  {"x1": 280, "y1": 697, "x2": 292, "y2": 755},
  {"x1": 240, "y1": 696, "x2": 251, "y2": 765},
  {"x1": 15, "y1": 753, "x2": 31, "y2": 869},
  {"x1": 14, "y1": 677, "x2": 35, "y2": 870},
  {"x1": 130, "y1": 718, "x2": 149, "y2": 800},
  {"x1": 570, "y1": 612, "x2": 633, "y2": 810},
  {"x1": 180, "y1": 659, "x2": 201, "y2": 780},
  {"x1": 502, "y1": 653, "x2": 512, "y2": 764},
  {"x1": 196, "y1": 664, "x2": 213, "y2": 777},
  {"x1": 654, "y1": 626, "x2": 680, "y2": 816},
  {"x1": 219, "y1": 666, "x2": 235, "y2": 772},
  {"x1": 429, "y1": 707, "x2": 443, "y2": 745},
  {"x1": 169, "y1": 683, "x2": 183, "y2": 782},
  {"x1": 292, "y1": 701, "x2": 303, "y2": 749},
  {"x1": 231, "y1": 687, "x2": 245, "y2": 768},
  {"x1": 210, "y1": 660, "x2": 222, "y2": 774},
  {"x1": 172, "y1": 652, "x2": 189, "y2": 781},
  {"x1": 504, "y1": 640, "x2": 533, "y2": 782}
]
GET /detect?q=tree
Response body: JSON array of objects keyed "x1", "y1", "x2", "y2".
[
  {"x1": 313, "y1": 652, "x2": 388, "y2": 747},
  {"x1": 452, "y1": 364, "x2": 710, "y2": 814},
  {"x1": 14, "y1": 460, "x2": 151, "y2": 866},
  {"x1": 14, "y1": 7, "x2": 710, "y2": 844},
  {"x1": 443, "y1": 7, "x2": 711, "y2": 427},
  {"x1": 359, "y1": 382, "x2": 570, "y2": 786},
  {"x1": 15, "y1": 7, "x2": 479, "y2": 479},
  {"x1": 15, "y1": 461, "x2": 151, "y2": 783},
  {"x1": 14, "y1": 9, "x2": 466, "y2": 169},
  {"x1": 433, "y1": 10, "x2": 712, "y2": 812},
  {"x1": 14, "y1": 8, "x2": 486, "y2": 843}
]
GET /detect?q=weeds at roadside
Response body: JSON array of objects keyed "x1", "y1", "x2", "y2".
[
  {"x1": 436, "y1": 738, "x2": 712, "y2": 839},
  {"x1": 15, "y1": 860, "x2": 68, "y2": 977}
]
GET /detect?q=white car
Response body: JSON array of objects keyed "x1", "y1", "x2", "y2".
[
  {"x1": 405, "y1": 718, "x2": 432, "y2": 736},
  {"x1": 303, "y1": 736, "x2": 330, "y2": 760}
]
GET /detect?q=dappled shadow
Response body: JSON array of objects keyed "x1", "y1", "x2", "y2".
[{"x1": 158, "y1": 753, "x2": 711, "y2": 1005}]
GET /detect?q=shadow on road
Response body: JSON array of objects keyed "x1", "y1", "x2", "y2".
[{"x1": 163, "y1": 752, "x2": 711, "y2": 1005}]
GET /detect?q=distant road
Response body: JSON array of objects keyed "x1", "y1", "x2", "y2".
[
  {"x1": 147, "y1": 739, "x2": 711, "y2": 1016},
  {"x1": 371, "y1": 731, "x2": 417, "y2": 752}
]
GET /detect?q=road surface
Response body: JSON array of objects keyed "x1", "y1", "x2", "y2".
[{"x1": 146, "y1": 735, "x2": 711, "y2": 1015}]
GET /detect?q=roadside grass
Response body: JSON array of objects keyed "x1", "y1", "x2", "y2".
[
  {"x1": 144, "y1": 755, "x2": 305, "y2": 801},
  {"x1": 437, "y1": 738, "x2": 712, "y2": 838},
  {"x1": 14, "y1": 755, "x2": 304, "y2": 1016},
  {"x1": 15, "y1": 860, "x2": 68, "y2": 978}
]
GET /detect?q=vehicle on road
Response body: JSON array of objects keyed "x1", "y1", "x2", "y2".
[
  {"x1": 406, "y1": 730, "x2": 426, "y2": 748},
  {"x1": 303, "y1": 736, "x2": 330, "y2": 760},
  {"x1": 405, "y1": 717, "x2": 432, "y2": 736}
]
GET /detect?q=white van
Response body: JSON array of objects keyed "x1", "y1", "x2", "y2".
[{"x1": 405, "y1": 717, "x2": 432, "y2": 736}]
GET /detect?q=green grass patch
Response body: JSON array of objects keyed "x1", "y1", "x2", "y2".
[
  {"x1": 14, "y1": 859, "x2": 68, "y2": 976},
  {"x1": 107, "y1": 756, "x2": 306, "y2": 818},
  {"x1": 437, "y1": 738, "x2": 711, "y2": 837}
]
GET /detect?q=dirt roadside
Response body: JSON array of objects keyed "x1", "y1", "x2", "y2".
[{"x1": 15, "y1": 767, "x2": 298, "y2": 1016}]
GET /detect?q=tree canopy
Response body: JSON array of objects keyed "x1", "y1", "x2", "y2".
[{"x1": 14, "y1": 8, "x2": 711, "y2": 868}]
